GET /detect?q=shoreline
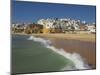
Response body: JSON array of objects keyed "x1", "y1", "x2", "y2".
[
  {"x1": 12, "y1": 33, "x2": 96, "y2": 69},
  {"x1": 12, "y1": 33, "x2": 96, "y2": 43},
  {"x1": 49, "y1": 38, "x2": 96, "y2": 69}
]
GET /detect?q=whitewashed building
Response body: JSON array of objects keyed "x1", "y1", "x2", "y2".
[
  {"x1": 37, "y1": 18, "x2": 82, "y2": 33},
  {"x1": 87, "y1": 24, "x2": 96, "y2": 33}
]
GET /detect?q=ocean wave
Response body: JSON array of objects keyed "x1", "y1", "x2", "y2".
[
  {"x1": 28, "y1": 36, "x2": 52, "y2": 46},
  {"x1": 28, "y1": 35, "x2": 90, "y2": 70}
]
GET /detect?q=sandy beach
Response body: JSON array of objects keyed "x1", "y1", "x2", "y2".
[
  {"x1": 32, "y1": 33, "x2": 95, "y2": 42},
  {"x1": 31, "y1": 33, "x2": 96, "y2": 69},
  {"x1": 12, "y1": 33, "x2": 96, "y2": 69},
  {"x1": 50, "y1": 38, "x2": 96, "y2": 69}
]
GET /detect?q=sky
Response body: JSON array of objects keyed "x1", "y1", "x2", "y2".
[{"x1": 12, "y1": 1, "x2": 96, "y2": 24}]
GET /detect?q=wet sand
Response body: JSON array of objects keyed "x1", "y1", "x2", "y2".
[
  {"x1": 32, "y1": 34, "x2": 96, "y2": 69},
  {"x1": 49, "y1": 38, "x2": 96, "y2": 69}
]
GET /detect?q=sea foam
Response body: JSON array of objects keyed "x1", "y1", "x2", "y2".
[{"x1": 28, "y1": 35, "x2": 90, "y2": 70}]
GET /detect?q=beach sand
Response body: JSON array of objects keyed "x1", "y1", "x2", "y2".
[
  {"x1": 32, "y1": 33, "x2": 96, "y2": 69},
  {"x1": 32, "y1": 33, "x2": 96, "y2": 42},
  {"x1": 50, "y1": 38, "x2": 96, "y2": 69}
]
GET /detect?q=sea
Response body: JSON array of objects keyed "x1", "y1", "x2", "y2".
[{"x1": 12, "y1": 34, "x2": 89, "y2": 74}]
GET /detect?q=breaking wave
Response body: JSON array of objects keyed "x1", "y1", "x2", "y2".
[
  {"x1": 28, "y1": 36, "x2": 90, "y2": 70},
  {"x1": 28, "y1": 36, "x2": 52, "y2": 46}
]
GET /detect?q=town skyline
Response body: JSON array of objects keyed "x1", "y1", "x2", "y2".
[{"x1": 12, "y1": 1, "x2": 96, "y2": 24}]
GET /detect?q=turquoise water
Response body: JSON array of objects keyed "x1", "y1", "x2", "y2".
[{"x1": 12, "y1": 35, "x2": 75, "y2": 74}]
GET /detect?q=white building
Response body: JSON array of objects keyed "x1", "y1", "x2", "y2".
[
  {"x1": 87, "y1": 25, "x2": 96, "y2": 33},
  {"x1": 37, "y1": 19, "x2": 54, "y2": 29},
  {"x1": 37, "y1": 18, "x2": 81, "y2": 33}
]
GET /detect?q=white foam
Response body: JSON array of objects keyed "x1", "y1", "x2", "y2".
[
  {"x1": 28, "y1": 35, "x2": 90, "y2": 70},
  {"x1": 28, "y1": 36, "x2": 51, "y2": 46}
]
